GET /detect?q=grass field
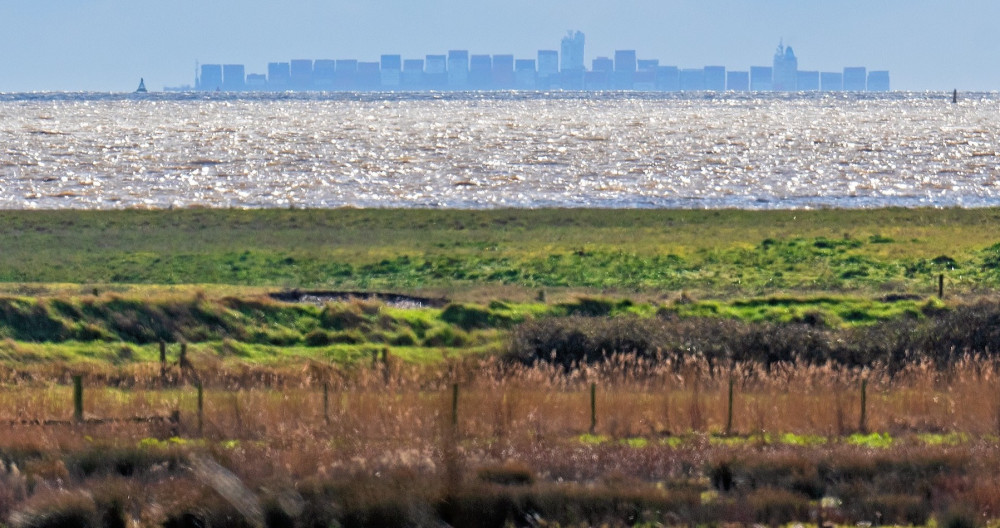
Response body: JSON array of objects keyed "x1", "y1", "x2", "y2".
[
  {"x1": 3, "y1": 207, "x2": 1000, "y2": 526},
  {"x1": 2, "y1": 207, "x2": 1000, "y2": 297}
]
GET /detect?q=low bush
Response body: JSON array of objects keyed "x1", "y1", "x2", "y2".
[
  {"x1": 319, "y1": 304, "x2": 367, "y2": 331},
  {"x1": 64, "y1": 446, "x2": 181, "y2": 479},
  {"x1": 744, "y1": 488, "x2": 811, "y2": 526},
  {"x1": 303, "y1": 329, "x2": 332, "y2": 347},
  {"x1": 854, "y1": 494, "x2": 931, "y2": 526},
  {"x1": 388, "y1": 330, "x2": 418, "y2": 347},
  {"x1": 477, "y1": 461, "x2": 535, "y2": 486},
  {"x1": 508, "y1": 301, "x2": 1000, "y2": 369},
  {"x1": 422, "y1": 327, "x2": 468, "y2": 348},
  {"x1": 8, "y1": 490, "x2": 97, "y2": 528}
]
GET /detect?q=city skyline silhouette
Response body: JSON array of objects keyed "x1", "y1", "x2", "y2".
[{"x1": 0, "y1": 0, "x2": 995, "y2": 92}]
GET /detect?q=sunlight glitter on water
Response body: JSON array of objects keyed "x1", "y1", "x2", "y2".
[{"x1": 1, "y1": 91, "x2": 998, "y2": 209}]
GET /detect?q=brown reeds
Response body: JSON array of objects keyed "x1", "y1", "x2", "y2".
[{"x1": 2, "y1": 356, "x2": 1000, "y2": 525}]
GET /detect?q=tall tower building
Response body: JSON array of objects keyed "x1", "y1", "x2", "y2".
[
  {"x1": 537, "y1": 50, "x2": 559, "y2": 89},
  {"x1": 199, "y1": 64, "x2": 223, "y2": 91},
  {"x1": 613, "y1": 50, "x2": 637, "y2": 89},
  {"x1": 704, "y1": 66, "x2": 726, "y2": 91},
  {"x1": 750, "y1": 66, "x2": 773, "y2": 91},
  {"x1": 843, "y1": 67, "x2": 867, "y2": 91},
  {"x1": 560, "y1": 31, "x2": 585, "y2": 72},
  {"x1": 221, "y1": 64, "x2": 245, "y2": 91},
  {"x1": 867, "y1": 71, "x2": 890, "y2": 92},
  {"x1": 425, "y1": 55, "x2": 447, "y2": 89},
  {"x1": 447, "y1": 50, "x2": 469, "y2": 89},
  {"x1": 772, "y1": 41, "x2": 798, "y2": 91},
  {"x1": 380, "y1": 55, "x2": 402, "y2": 88},
  {"x1": 267, "y1": 62, "x2": 290, "y2": 90},
  {"x1": 290, "y1": 60, "x2": 314, "y2": 90},
  {"x1": 314, "y1": 60, "x2": 336, "y2": 89}
]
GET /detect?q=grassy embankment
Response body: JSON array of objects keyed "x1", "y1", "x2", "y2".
[
  {"x1": 3, "y1": 208, "x2": 1000, "y2": 526},
  {"x1": 1, "y1": 207, "x2": 999, "y2": 372}
]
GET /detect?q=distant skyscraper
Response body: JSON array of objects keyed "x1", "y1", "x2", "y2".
[
  {"x1": 290, "y1": 59, "x2": 313, "y2": 90},
  {"x1": 425, "y1": 55, "x2": 447, "y2": 89},
  {"x1": 727, "y1": 71, "x2": 750, "y2": 91},
  {"x1": 704, "y1": 66, "x2": 726, "y2": 91},
  {"x1": 637, "y1": 59, "x2": 659, "y2": 72},
  {"x1": 796, "y1": 71, "x2": 820, "y2": 91},
  {"x1": 679, "y1": 68, "x2": 706, "y2": 91},
  {"x1": 402, "y1": 59, "x2": 425, "y2": 89},
  {"x1": 592, "y1": 57, "x2": 613, "y2": 72},
  {"x1": 199, "y1": 64, "x2": 222, "y2": 91},
  {"x1": 867, "y1": 71, "x2": 890, "y2": 92},
  {"x1": 560, "y1": 30, "x2": 585, "y2": 72},
  {"x1": 561, "y1": 30, "x2": 585, "y2": 89},
  {"x1": 587, "y1": 57, "x2": 613, "y2": 90},
  {"x1": 267, "y1": 62, "x2": 290, "y2": 90},
  {"x1": 334, "y1": 60, "x2": 358, "y2": 90},
  {"x1": 357, "y1": 62, "x2": 380, "y2": 90},
  {"x1": 843, "y1": 67, "x2": 867, "y2": 91},
  {"x1": 613, "y1": 50, "x2": 637, "y2": 89},
  {"x1": 537, "y1": 50, "x2": 559, "y2": 89},
  {"x1": 772, "y1": 42, "x2": 797, "y2": 91},
  {"x1": 656, "y1": 66, "x2": 680, "y2": 91},
  {"x1": 447, "y1": 50, "x2": 469, "y2": 89},
  {"x1": 635, "y1": 60, "x2": 658, "y2": 90},
  {"x1": 380, "y1": 55, "x2": 402, "y2": 88},
  {"x1": 492, "y1": 55, "x2": 515, "y2": 89},
  {"x1": 469, "y1": 54, "x2": 492, "y2": 89},
  {"x1": 820, "y1": 72, "x2": 843, "y2": 91},
  {"x1": 221, "y1": 64, "x2": 245, "y2": 91},
  {"x1": 750, "y1": 66, "x2": 773, "y2": 91},
  {"x1": 314, "y1": 60, "x2": 335, "y2": 89},
  {"x1": 246, "y1": 74, "x2": 267, "y2": 89},
  {"x1": 515, "y1": 59, "x2": 536, "y2": 89}
]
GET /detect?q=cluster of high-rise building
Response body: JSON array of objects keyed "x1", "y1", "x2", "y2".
[{"x1": 179, "y1": 33, "x2": 889, "y2": 92}]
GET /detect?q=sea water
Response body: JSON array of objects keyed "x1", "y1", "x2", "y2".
[{"x1": 0, "y1": 91, "x2": 998, "y2": 209}]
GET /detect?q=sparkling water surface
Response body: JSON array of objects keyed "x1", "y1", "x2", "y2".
[{"x1": 1, "y1": 91, "x2": 998, "y2": 209}]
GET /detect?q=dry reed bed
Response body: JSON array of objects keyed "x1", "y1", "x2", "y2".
[
  {"x1": 3, "y1": 357, "x2": 1000, "y2": 526},
  {"x1": 3, "y1": 356, "x2": 1000, "y2": 438}
]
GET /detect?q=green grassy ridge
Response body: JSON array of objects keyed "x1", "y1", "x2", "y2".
[
  {"x1": 1, "y1": 208, "x2": 1000, "y2": 293},
  {"x1": 0, "y1": 295, "x2": 484, "y2": 349},
  {"x1": 0, "y1": 293, "x2": 944, "y2": 369}
]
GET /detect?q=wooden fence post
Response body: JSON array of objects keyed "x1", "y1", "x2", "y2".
[
  {"x1": 72, "y1": 375, "x2": 83, "y2": 423},
  {"x1": 382, "y1": 348, "x2": 391, "y2": 384},
  {"x1": 939, "y1": 274, "x2": 945, "y2": 298},
  {"x1": 725, "y1": 376, "x2": 735, "y2": 436},
  {"x1": 451, "y1": 383, "x2": 459, "y2": 428},
  {"x1": 159, "y1": 341, "x2": 167, "y2": 381},
  {"x1": 196, "y1": 381, "x2": 204, "y2": 436},
  {"x1": 859, "y1": 378, "x2": 868, "y2": 434},
  {"x1": 590, "y1": 383, "x2": 597, "y2": 434},
  {"x1": 169, "y1": 410, "x2": 181, "y2": 437},
  {"x1": 323, "y1": 382, "x2": 330, "y2": 424}
]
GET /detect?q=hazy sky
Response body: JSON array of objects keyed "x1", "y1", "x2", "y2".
[{"x1": 1, "y1": 0, "x2": 998, "y2": 92}]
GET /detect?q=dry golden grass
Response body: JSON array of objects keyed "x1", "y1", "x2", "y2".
[
  {"x1": 2, "y1": 357, "x2": 1000, "y2": 526},
  {"x1": 3, "y1": 355, "x2": 1000, "y2": 441}
]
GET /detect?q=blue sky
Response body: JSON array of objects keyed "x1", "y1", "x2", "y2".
[{"x1": 1, "y1": 0, "x2": 997, "y2": 92}]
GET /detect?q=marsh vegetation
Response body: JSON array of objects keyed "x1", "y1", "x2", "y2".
[{"x1": 2, "y1": 208, "x2": 1000, "y2": 526}]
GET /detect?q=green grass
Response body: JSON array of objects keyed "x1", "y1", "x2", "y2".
[
  {"x1": 0, "y1": 207, "x2": 998, "y2": 369},
  {"x1": 1, "y1": 208, "x2": 999, "y2": 297},
  {"x1": 0, "y1": 290, "x2": 953, "y2": 370}
]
